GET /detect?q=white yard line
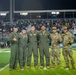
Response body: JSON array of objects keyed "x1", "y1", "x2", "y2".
[
  {"x1": 0, "y1": 48, "x2": 76, "y2": 72},
  {"x1": 0, "y1": 64, "x2": 9, "y2": 71},
  {"x1": 0, "y1": 51, "x2": 10, "y2": 53},
  {"x1": 0, "y1": 50, "x2": 10, "y2": 71}
]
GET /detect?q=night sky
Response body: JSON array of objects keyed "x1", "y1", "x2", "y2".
[{"x1": 0, "y1": 0, "x2": 76, "y2": 11}]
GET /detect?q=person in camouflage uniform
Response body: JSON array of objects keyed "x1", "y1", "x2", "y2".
[
  {"x1": 18, "y1": 26, "x2": 28, "y2": 70},
  {"x1": 27, "y1": 25, "x2": 38, "y2": 68},
  {"x1": 62, "y1": 26, "x2": 75, "y2": 69},
  {"x1": 38, "y1": 25, "x2": 50, "y2": 68},
  {"x1": 9, "y1": 25, "x2": 19, "y2": 70},
  {"x1": 50, "y1": 27, "x2": 62, "y2": 68}
]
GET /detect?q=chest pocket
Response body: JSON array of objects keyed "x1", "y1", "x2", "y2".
[
  {"x1": 51, "y1": 34, "x2": 57, "y2": 44},
  {"x1": 13, "y1": 34, "x2": 18, "y2": 39},
  {"x1": 64, "y1": 35, "x2": 69, "y2": 41},
  {"x1": 63, "y1": 35, "x2": 70, "y2": 44},
  {"x1": 43, "y1": 33, "x2": 48, "y2": 38}
]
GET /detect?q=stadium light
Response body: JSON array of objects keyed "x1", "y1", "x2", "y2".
[
  {"x1": 39, "y1": 15, "x2": 41, "y2": 18},
  {"x1": 51, "y1": 12, "x2": 60, "y2": 14},
  {"x1": 56, "y1": 12, "x2": 60, "y2": 14},
  {"x1": 0, "y1": 13, "x2": 7, "y2": 16},
  {"x1": 36, "y1": 15, "x2": 41, "y2": 18},
  {"x1": 20, "y1": 13, "x2": 28, "y2": 16},
  {"x1": 51, "y1": 12, "x2": 56, "y2": 14}
]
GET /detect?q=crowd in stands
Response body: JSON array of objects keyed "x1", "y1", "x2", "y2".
[
  {"x1": 0, "y1": 19, "x2": 76, "y2": 48},
  {"x1": 0, "y1": 19, "x2": 76, "y2": 32}
]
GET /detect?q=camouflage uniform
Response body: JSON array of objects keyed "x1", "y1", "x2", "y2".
[
  {"x1": 62, "y1": 32, "x2": 75, "y2": 66},
  {"x1": 50, "y1": 27, "x2": 62, "y2": 67},
  {"x1": 62, "y1": 27, "x2": 75, "y2": 68}
]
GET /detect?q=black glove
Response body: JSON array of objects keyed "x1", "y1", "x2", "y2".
[
  {"x1": 68, "y1": 43, "x2": 72, "y2": 45},
  {"x1": 58, "y1": 41, "x2": 61, "y2": 44}
]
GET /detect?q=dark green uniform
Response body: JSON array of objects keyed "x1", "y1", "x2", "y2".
[
  {"x1": 38, "y1": 31, "x2": 50, "y2": 67},
  {"x1": 19, "y1": 33, "x2": 28, "y2": 68},
  {"x1": 27, "y1": 31, "x2": 38, "y2": 67},
  {"x1": 9, "y1": 32, "x2": 19, "y2": 69}
]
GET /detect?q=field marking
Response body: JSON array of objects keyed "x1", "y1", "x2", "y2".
[
  {"x1": 73, "y1": 50, "x2": 76, "y2": 52},
  {"x1": 0, "y1": 50, "x2": 10, "y2": 71},
  {"x1": 0, "y1": 51, "x2": 10, "y2": 53},
  {"x1": 0, "y1": 48, "x2": 76, "y2": 72},
  {"x1": 0, "y1": 64, "x2": 9, "y2": 71}
]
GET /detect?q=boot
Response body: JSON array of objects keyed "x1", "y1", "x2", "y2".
[
  {"x1": 27, "y1": 66, "x2": 30, "y2": 68},
  {"x1": 57, "y1": 64, "x2": 60, "y2": 68},
  {"x1": 52, "y1": 63, "x2": 55, "y2": 68},
  {"x1": 46, "y1": 66, "x2": 50, "y2": 69},
  {"x1": 72, "y1": 64, "x2": 75, "y2": 69},
  {"x1": 40, "y1": 66, "x2": 44, "y2": 68},
  {"x1": 64, "y1": 63, "x2": 70, "y2": 68}
]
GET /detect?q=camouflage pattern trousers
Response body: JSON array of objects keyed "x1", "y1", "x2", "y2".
[
  {"x1": 62, "y1": 48, "x2": 75, "y2": 64},
  {"x1": 50, "y1": 48, "x2": 60, "y2": 65}
]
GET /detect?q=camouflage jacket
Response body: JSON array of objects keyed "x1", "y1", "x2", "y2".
[
  {"x1": 62, "y1": 32, "x2": 74, "y2": 49},
  {"x1": 50, "y1": 32, "x2": 62, "y2": 49}
]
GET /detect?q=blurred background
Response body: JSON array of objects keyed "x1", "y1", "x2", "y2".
[{"x1": 0, "y1": 0, "x2": 76, "y2": 48}]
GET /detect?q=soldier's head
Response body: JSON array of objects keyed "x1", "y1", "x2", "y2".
[
  {"x1": 52, "y1": 27, "x2": 57, "y2": 33},
  {"x1": 41, "y1": 24, "x2": 46, "y2": 31},
  {"x1": 13, "y1": 25, "x2": 18, "y2": 33},
  {"x1": 63, "y1": 26, "x2": 68, "y2": 33},
  {"x1": 31, "y1": 25, "x2": 35, "y2": 31},
  {"x1": 21, "y1": 26, "x2": 27, "y2": 34}
]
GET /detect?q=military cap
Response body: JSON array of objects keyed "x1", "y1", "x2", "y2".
[
  {"x1": 41, "y1": 23, "x2": 46, "y2": 27},
  {"x1": 31, "y1": 24, "x2": 35, "y2": 27},
  {"x1": 63, "y1": 26, "x2": 68, "y2": 30},
  {"x1": 13, "y1": 25, "x2": 18, "y2": 28},
  {"x1": 22, "y1": 26, "x2": 27, "y2": 30},
  {"x1": 52, "y1": 27, "x2": 57, "y2": 30}
]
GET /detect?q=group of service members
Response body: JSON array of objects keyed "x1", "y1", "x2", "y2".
[{"x1": 9, "y1": 24, "x2": 75, "y2": 71}]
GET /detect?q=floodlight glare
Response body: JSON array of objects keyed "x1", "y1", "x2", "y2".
[
  {"x1": 51, "y1": 12, "x2": 60, "y2": 14},
  {"x1": 51, "y1": 12, "x2": 56, "y2": 14},
  {"x1": 0, "y1": 13, "x2": 7, "y2": 16},
  {"x1": 20, "y1": 13, "x2": 28, "y2": 15}
]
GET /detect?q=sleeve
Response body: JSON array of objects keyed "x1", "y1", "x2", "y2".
[
  {"x1": 9, "y1": 32, "x2": 19, "y2": 44},
  {"x1": 48, "y1": 32, "x2": 51, "y2": 40},
  {"x1": 69, "y1": 33, "x2": 74, "y2": 43},
  {"x1": 18, "y1": 33, "x2": 21, "y2": 40},
  {"x1": 37, "y1": 32, "x2": 40, "y2": 46},
  {"x1": 59, "y1": 34, "x2": 62, "y2": 42},
  {"x1": 27, "y1": 32, "x2": 29, "y2": 36},
  {"x1": 61, "y1": 34, "x2": 64, "y2": 42},
  {"x1": 9, "y1": 33, "x2": 14, "y2": 43},
  {"x1": 48, "y1": 32, "x2": 51, "y2": 45},
  {"x1": 27, "y1": 32, "x2": 29, "y2": 43}
]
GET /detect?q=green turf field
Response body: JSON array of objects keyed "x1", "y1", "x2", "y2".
[
  {"x1": 0, "y1": 48, "x2": 76, "y2": 75},
  {"x1": 0, "y1": 48, "x2": 10, "y2": 68}
]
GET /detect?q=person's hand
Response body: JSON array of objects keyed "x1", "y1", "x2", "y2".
[
  {"x1": 62, "y1": 34, "x2": 64, "y2": 36},
  {"x1": 56, "y1": 37, "x2": 60, "y2": 40},
  {"x1": 13, "y1": 37, "x2": 17, "y2": 41},
  {"x1": 68, "y1": 40, "x2": 71, "y2": 45},
  {"x1": 68, "y1": 40, "x2": 70, "y2": 42}
]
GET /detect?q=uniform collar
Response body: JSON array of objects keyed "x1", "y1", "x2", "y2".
[
  {"x1": 65, "y1": 32, "x2": 69, "y2": 35},
  {"x1": 41, "y1": 30, "x2": 46, "y2": 33},
  {"x1": 13, "y1": 31, "x2": 17, "y2": 34},
  {"x1": 21, "y1": 32, "x2": 26, "y2": 35},
  {"x1": 53, "y1": 32, "x2": 58, "y2": 35},
  {"x1": 30, "y1": 31, "x2": 34, "y2": 33}
]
